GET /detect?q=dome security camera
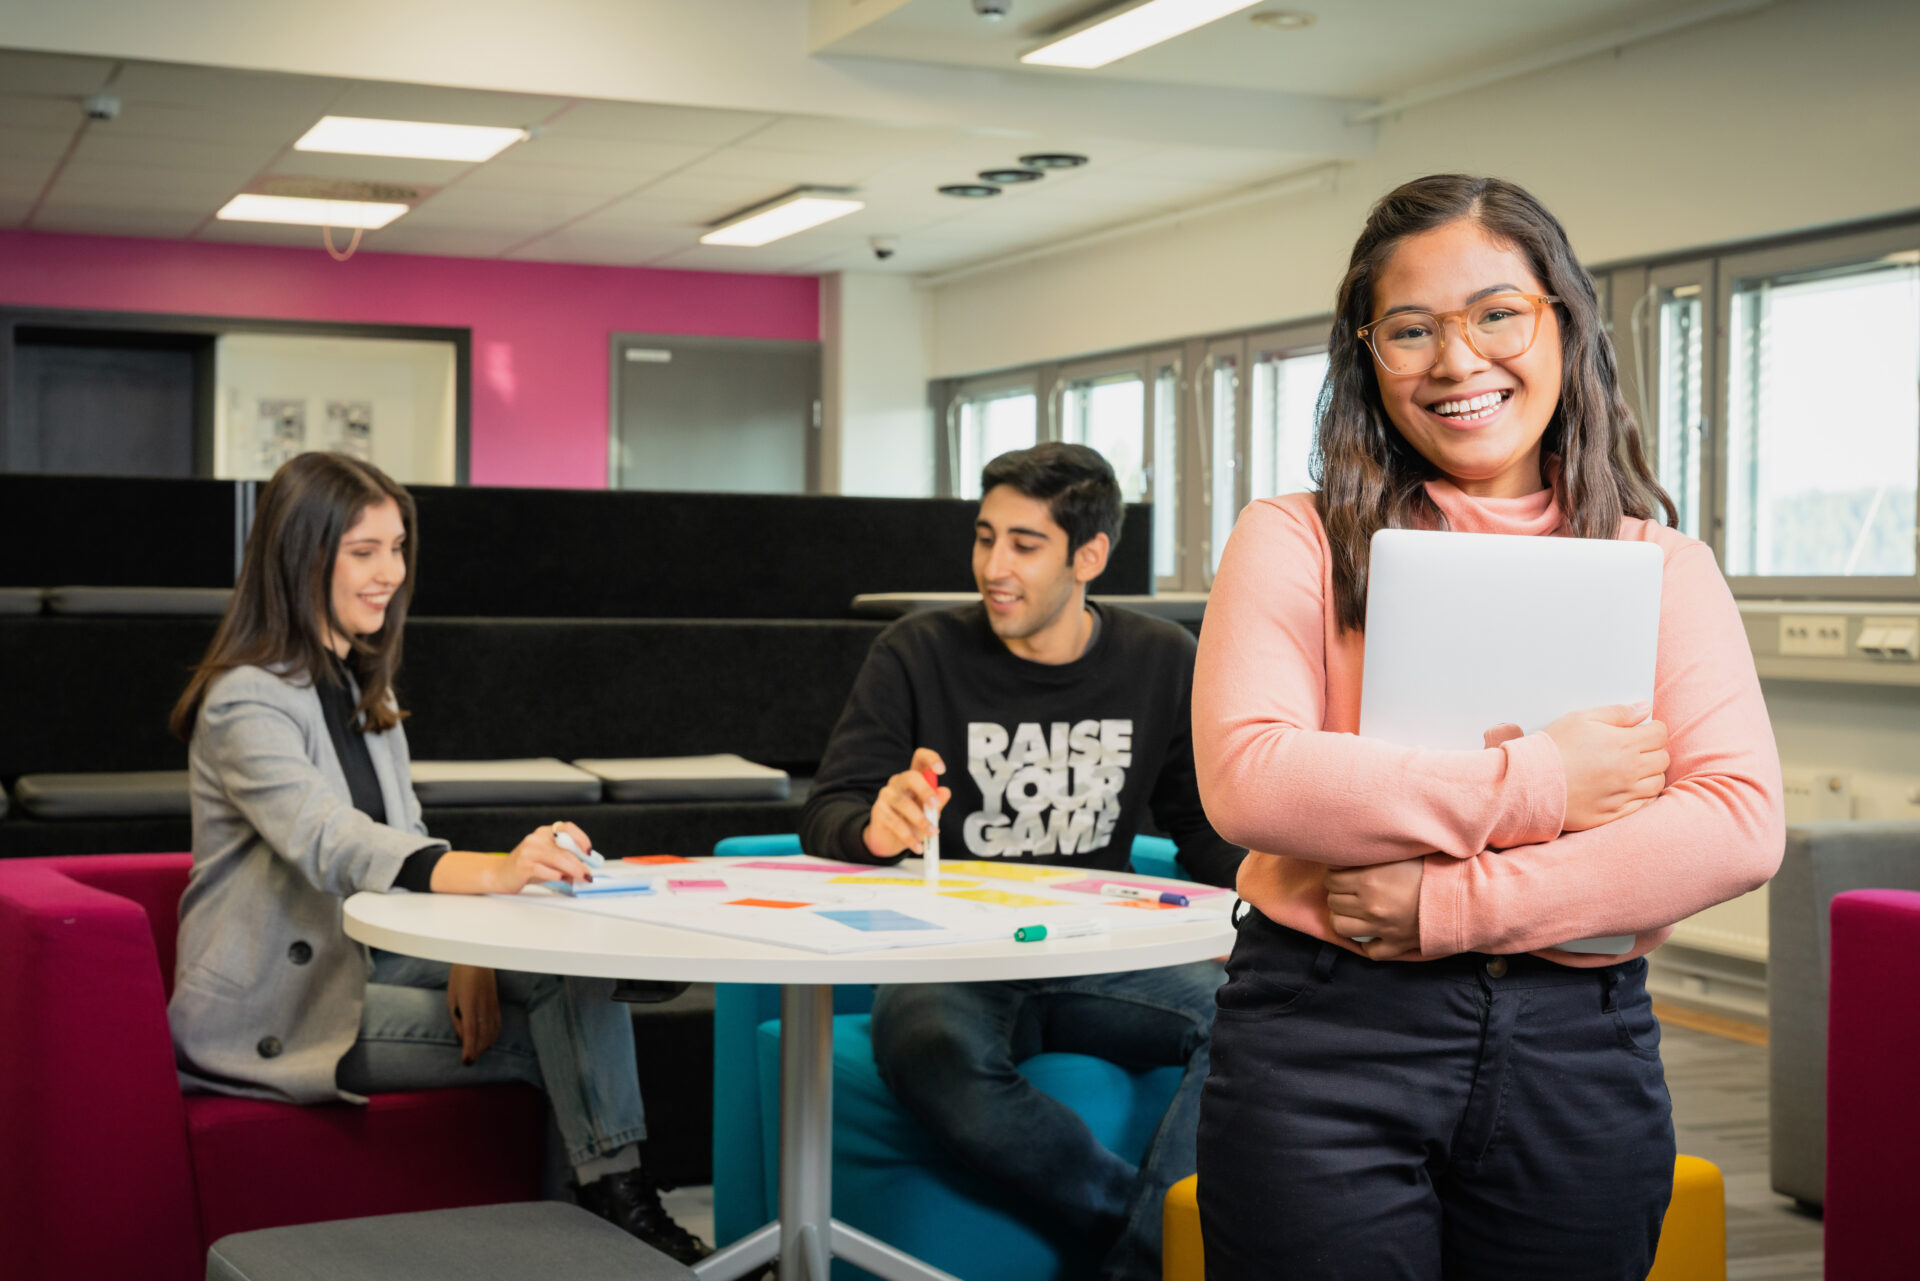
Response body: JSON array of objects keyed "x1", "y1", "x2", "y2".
[
  {"x1": 972, "y1": 0, "x2": 1011, "y2": 19},
  {"x1": 82, "y1": 94, "x2": 121, "y2": 121},
  {"x1": 870, "y1": 235, "x2": 901, "y2": 262}
]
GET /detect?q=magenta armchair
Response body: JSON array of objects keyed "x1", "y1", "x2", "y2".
[
  {"x1": 1825, "y1": 888, "x2": 1920, "y2": 1281},
  {"x1": 0, "y1": 854, "x2": 547, "y2": 1281}
]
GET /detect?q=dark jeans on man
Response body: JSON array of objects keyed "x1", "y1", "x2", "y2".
[
  {"x1": 1197, "y1": 909, "x2": 1675, "y2": 1281},
  {"x1": 870, "y1": 961, "x2": 1225, "y2": 1281}
]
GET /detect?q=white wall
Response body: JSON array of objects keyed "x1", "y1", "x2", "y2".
[
  {"x1": 820, "y1": 272, "x2": 935, "y2": 497},
  {"x1": 927, "y1": 0, "x2": 1920, "y2": 377}
]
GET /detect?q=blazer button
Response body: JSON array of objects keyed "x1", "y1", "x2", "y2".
[
  {"x1": 288, "y1": 940, "x2": 313, "y2": 965},
  {"x1": 257, "y1": 1036, "x2": 283, "y2": 1059}
]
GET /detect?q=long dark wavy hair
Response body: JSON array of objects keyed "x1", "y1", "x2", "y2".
[
  {"x1": 172, "y1": 452, "x2": 418, "y2": 739},
  {"x1": 1314, "y1": 174, "x2": 1675, "y2": 631}
]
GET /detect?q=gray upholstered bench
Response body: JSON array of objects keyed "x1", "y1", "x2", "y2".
[
  {"x1": 1769, "y1": 819, "x2": 1920, "y2": 1207},
  {"x1": 13, "y1": 770, "x2": 191, "y2": 819},
  {"x1": 46, "y1": 585, "x2": 233, "y2": 615},
  {"x1": 205, "y1": 1201, "x2": 695, "y2": 1280},
  {"x1": 0, "y1": 587, "x2": 44, "y2": 615},
  {"x1": 409, "y1": 758, "x2": 604, "y2": 807},
  {"x1": 574, "y1": 755, "x2": 791, "y2": 802}
]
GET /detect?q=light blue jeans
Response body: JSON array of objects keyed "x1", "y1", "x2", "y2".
[{"x1": 334, "y1": 950, "x2": 647, "y2": 1172}]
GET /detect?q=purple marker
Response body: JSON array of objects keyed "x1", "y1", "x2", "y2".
[{"x1": 1100, "y1": 883, "x2": 1189, "y2": 907}]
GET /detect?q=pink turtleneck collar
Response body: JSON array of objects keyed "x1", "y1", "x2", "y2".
[{"x1": 1423, "y1": 476, "x2": 1564, "y2": 537}]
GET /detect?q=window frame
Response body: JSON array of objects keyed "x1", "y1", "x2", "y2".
[
  {"x1": 1244, "y1": 319, "x2": 1333, "y2": 507},
  {"x1": 1708, "y1": 223, "x2": 1920, "y2": 599},
  {"x1": 941, "y1": 370, "x2": 1041, "y2": 499}
]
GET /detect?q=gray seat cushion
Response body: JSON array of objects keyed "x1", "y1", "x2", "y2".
[
  {"x1": 1768, "y1": 819, "x2": 1920, "y2": 1206},
  {"x1": 851, "y1": 591, "x2": 1208, "y2": 623},
  {"x1": 46, "y1": 585, "x2": 233, "y2": 616},
  {"x1": 14, "y1": 770, "x2": 191, "y2": 819},
  {"x1": 206, "y1": 1200, "x2": 696, "y2": 1281},
  {"x1": 409, "y1": 758, "x2": 604, "y2": 807},
  {"x1": 574, "y1": 754, "x2": 791, "y2": 802},
  {"x1": 0, "y1": 587, "x2": 44, "y2": 615}
]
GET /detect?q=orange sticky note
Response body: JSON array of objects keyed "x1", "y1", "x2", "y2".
[
  {"x1": 727, "y1": 898, "x2": 809, "y2": 909},
  {"x1": 625, "y1": 855, "x2": 696, "y2": 864}
]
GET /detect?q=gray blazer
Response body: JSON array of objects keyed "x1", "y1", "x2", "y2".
[{"x1": 168, "y1": 663, "x2": 448, "y2": 1104}]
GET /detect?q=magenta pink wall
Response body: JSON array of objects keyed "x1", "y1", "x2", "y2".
[{"x1": 0, "y1": 230, "x2": 818, "y2": 488}]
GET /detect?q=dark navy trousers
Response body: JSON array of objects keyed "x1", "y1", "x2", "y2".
[{"x1": 1197, "y1": 909, "x2": 1675, "y2": 1281}]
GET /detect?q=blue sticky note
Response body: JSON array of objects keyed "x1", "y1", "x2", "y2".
[
  {"x1": 816, "y1": 908, "x2": 940, "y2": 933},
  {"x1": 544, "y1": 877, "x2": 654, "y2": 897}
]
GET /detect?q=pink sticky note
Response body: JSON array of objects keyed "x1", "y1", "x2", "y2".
[{"x1": 669, "y1": 879, "x2": 728, "y2": 892}]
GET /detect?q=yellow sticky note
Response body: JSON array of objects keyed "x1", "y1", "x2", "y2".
[
  {"x1": 943, "y1": 861, "x2": 1078, "y2": 882},
  {"x1": 830, "y1": 875, "x2": 982, "y2": 888},
  {"x1": 941, "y1": 888, "x2": 1062, "y2": 909}
]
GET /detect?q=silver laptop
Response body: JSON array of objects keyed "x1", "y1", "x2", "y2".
[{"x1": 1359, "y1": 527, "x2": 1664, "y2": 954}]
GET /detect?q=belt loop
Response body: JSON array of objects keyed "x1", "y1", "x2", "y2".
[
  {"x1": 1313, "y1": 943, "x2": 1340, "y2": 981},
  {"x1": 1599, "y1": 965, "x2": 1621, "y2": 1011},
  {"x1": 1230, "y1": 897, "x2": 1252, "y2": 927}
]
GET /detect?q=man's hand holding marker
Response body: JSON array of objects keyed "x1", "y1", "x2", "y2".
[{"x1": 863, "y1": 747, "x2": 950, "y2": 859}]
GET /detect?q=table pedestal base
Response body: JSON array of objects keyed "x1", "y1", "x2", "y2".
[{"x1": 693, "y1": 986, "x2": 963, "y2": 1281}]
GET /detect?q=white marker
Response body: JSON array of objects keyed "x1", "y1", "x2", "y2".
[{"x1": 919, "y1": 768, "x2": 941, "y2": 891}]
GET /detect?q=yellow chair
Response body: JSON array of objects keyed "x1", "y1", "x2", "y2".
[{"x1": 1162, "y1": 1155, "x2": 1725, "y2": 1280}]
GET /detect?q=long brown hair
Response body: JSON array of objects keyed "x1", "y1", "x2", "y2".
[
  {"x1": 1313, "y1": 174, "x2": 1675, "y2": 631},
  {"x1": 172, "y1": 452, "x2": 418, "y2": 739}
]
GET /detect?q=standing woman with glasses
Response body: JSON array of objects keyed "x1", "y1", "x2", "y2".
[
  {"x1": 167, "y1": 452, "x2": 709, "y2": 1264},
  {"x1": 1191, "y1": 175, "x2": 1783, "y2": 1280}
]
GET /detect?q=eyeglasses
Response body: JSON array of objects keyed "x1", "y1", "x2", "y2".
[{"x1": 1357, "y1": 293, "x2": 1561, "y2": 377}]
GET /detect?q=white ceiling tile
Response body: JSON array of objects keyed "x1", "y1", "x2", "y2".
[
  {"x1": 56, "y1": 160, "x2": 250, "y2": 201},
  {"x1": 404, "y1": 185, "x2": 612, "y2": 229},
  {"x1": 644, "y1": 243, "x2": 825, "y2": 274},
  {"x1": 0, "y1": 95, "x2": 85, "y2": 132},
  {"x1": 744, "y1": 116, "x2": 959, "y2": 158},
  {"x1": 505, "y1": 226, "x2": 697, "y2": 266},
  {"x1": 110, "y1": 63, "x2": 343, "y2": 114},
  {"x1": 677, "y1": 145, "x2": 891, "y2": 187},
  {"x1": 108, "y1": 102, "x2": 312, "y2": 145},
  {"x1": 0, "y1": 51, "x2": 116, "y2": 96},
  {"x1": 456, "y1": 161, "x2": 652, "y2": 198},
  {"x1": 590, "y1": 174, "x2": 791, "y2": 226},
  {"x1": 360, "y1": 226, "x2": 526, "y2": 258},
  {"x1": 0, "y1": 159, "x2": 56, "y2": 199},
  {"x1": 0, "y1": 125, "x2": 76, "y2": 162},
  {"x1": 329, "y1": 82, "x2": 567, "y2": 129},
  {"x1": 30, "y1": 204, "x2": 209, "y2": 237},
  {"x1": 265, "y1": 151, "x2": 473, "y2": 188},
  {"x1": 73, "y1": 131, "x2": 282, "y2": 174},
  {"x1": 0, "y1": 196, "x2": 34, "y2": 227},
  {"x1": 545, "y1": 101, "x2": 777, "y2": 147},
  {"x1": 486, "y1": 134, "x2": 712, "y2": 174}
]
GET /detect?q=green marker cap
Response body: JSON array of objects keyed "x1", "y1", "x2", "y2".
[{"x1": 1014, "y1": 924, "x2": 1047, "y2": 943}]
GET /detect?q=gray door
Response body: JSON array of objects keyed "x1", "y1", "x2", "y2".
[{"x1": 612, "y1": 334, "x2": 821, "y2": 493}]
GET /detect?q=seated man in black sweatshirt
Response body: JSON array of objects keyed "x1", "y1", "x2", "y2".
[{"x1": 800, "y1": 441, "x2": 1244, "y2": 1281}]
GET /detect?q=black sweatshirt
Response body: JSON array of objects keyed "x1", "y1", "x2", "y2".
[{"x1": 800, "y1": 602, "x2": 1244, "y2": 889}]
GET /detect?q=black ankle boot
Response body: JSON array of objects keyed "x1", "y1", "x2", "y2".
[{"x1": 574, "y1": 1167, "x2": 713, "y2": 1264}]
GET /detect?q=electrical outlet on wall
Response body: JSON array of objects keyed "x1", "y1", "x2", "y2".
[{"x1": 1779, "y1": 615, "x2": 1849, "y2": 657}]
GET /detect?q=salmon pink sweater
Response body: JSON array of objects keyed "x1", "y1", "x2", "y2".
[{"x1": 1193, "y1": 480, "x2": 1784, "y2": 965}]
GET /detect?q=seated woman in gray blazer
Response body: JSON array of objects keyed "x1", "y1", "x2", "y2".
[{"x1": 166, "y1": 451, "x2": 707, "y2": 1265}]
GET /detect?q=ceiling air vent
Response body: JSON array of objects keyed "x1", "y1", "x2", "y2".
[{"x1": 252, "y1": 177, "x2": 433, "y2": 203}]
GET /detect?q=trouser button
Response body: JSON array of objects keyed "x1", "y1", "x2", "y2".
[{"x1": 1483, "y1": 957, "x2": 1509, "y2": 978}]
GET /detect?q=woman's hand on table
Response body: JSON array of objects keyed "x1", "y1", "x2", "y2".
[
  {"x1": 1544, "y1": 702, "x2": 1669, "y2": 832},
  {"x1": 446, "y1": 964, "x2": 501, "y2": 1064},
  {"x1": 431, "y1": 823, "x2": 598, "y2": 894},
  {"x1": 1325, "y1": 858, "x2": 1424, "y2": 960}
]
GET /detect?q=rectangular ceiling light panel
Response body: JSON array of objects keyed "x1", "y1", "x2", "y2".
[
  {"x1": 216, "y1": 194, "x2": 410, "y2": 229},
  {"x1": 701, "y1": 192, "x2": 865, "y2": 247},
  {"x1": 295, "y1": 115, "x2": 528, "y2": 162},
  {"x1": 1022, "y1": 0, "x2": 1263, "y2": 69}
]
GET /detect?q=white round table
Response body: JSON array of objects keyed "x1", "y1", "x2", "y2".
[{"x1": 344, "y1": 861, "x2": 1234, "y2": 1281}]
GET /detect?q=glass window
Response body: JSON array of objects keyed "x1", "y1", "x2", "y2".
[
  {"x1": 1063, "y1": 372, "x2": 1147, "y2": 499},
  {"x1": 1656, "y1": 286, "x2": 1706, "y2": 539},
  {"x1": 1725, "y1": 256, "x2": 1919, "y2": 577},
  {"x1": 1153, "y1": 364, "x2": 1180, "y2": 581},
  {"x1": 1208, "y1": 354, "x2": 1239, "y2": 574},
  {"x1": 1249, "y1": 349, "x2": 1326, "y2": 500},
  {"x1": 956, "y1": 389, "x2": 1037, "y2": 498}
]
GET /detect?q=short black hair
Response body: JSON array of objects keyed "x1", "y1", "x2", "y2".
[{"x1": 979, "y1": 442, "x2": 1123, "y2": 559}]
